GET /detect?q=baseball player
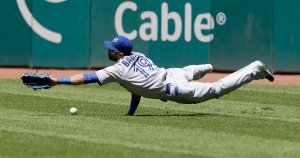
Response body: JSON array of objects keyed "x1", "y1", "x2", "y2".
[{"x1": 50, "y1": 36, "x2": 274, "y2": 116}]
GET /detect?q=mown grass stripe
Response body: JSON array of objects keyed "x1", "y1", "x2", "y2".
[
  {"x1": 1, "y1": 79, "x2": 300, "y2": 158},
  {"x1": 1, "y1": 90, "x2": 299, "y2": 125},
  {"x1": 240, "y1": 85, "x2": 300, "y2": 94},
  {"x1": 1, "y1": 113, "x2": 300, "y2": 158}
]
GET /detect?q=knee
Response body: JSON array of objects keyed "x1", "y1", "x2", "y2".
[{"x1": 211, "y1": 82, "x2": 223, "y2": 98}]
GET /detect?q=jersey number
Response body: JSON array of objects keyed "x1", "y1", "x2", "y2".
[{"x1": 133, "y1": 56, "x2": 153, "y2": 78}]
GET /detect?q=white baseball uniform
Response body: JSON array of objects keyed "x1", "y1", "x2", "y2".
[{"x1": 95, "y1": 52, "x2": 266, "y2": 104}]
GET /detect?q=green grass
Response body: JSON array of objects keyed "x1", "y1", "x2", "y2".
[{"x1": 0, "y1": 79, "x2": 300, "y2": 158}]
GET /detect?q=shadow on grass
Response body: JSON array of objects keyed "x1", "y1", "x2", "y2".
[
  {"x1": 31, "y1": 114, "x2": 59, "y2": 116},
  {"x1": 134, "y1": 113, "x2": 217, "y2": 117},
  {"x1": 57, "y1": 113, "x2": 218, "y2": 117}
]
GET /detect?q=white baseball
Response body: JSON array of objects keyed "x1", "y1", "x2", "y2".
[{"x1": 70, "y1": 107, "x2": 77, "y2": 115}]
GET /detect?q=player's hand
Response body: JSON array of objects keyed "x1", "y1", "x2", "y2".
[{"x1": 50, "y1": 77, "x2": 57, "y2": 87}]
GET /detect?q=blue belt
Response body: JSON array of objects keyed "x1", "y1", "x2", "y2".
[{"x1": 166, "y1": 84, "x2": 179, "y2": 95}]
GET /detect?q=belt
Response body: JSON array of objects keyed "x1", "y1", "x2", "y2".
[{"x1": 165, "y1": 84, "x2": 179, "y2": 95}]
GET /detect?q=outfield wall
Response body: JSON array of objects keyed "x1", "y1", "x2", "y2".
[{"x1": 0, "y1": 0, "x2": 299, "y2": 72}]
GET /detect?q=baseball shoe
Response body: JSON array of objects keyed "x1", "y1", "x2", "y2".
[
  {"x1": 258, "y1": 61, "x2": 274, "y2": 82},
  {"x1": 208, "y1": 64, "x2": 213, "y2": 72}
]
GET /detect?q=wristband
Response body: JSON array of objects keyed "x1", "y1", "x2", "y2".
[
  {"x1": 57, "y1": 77, "x2": 71, "y2": 84},
  {"x1": 128, "y1": 100, "x2": 139, "y2": 114},
  {"x1": 83, "y1": 72, "x2": 99, "y2": 84}
]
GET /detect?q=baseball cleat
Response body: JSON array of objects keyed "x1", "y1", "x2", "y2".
[
  {"x1": 207, "y1": 64, "x2": 213, "y2": 72},
  {"x1": 259, "y1": 61, "x2": 274, "y2": 82}
]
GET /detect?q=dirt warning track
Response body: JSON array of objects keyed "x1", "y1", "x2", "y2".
[{"x1": 1, "y1": 68, "x2": 299, "y2": 85}]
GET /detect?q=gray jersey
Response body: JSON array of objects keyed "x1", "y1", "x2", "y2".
[
  {"x1": 96, "y1": 54, "x2": 268, "y2": 104},
  {"x1": 95, "y1": 52, "x2": 167, "y2": 99}
]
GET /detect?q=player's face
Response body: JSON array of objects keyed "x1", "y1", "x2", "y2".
[{"x1": 108, "y1": 49, "x2": 120, "y2": 62}]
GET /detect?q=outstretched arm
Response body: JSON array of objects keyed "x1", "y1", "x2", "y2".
[
  {"x1": 50, "y1": 72, "x2": 99, "y2": 86},
  {"x1": 124, "y1": 92, "x2": 141, "y2": 116},
  {"x1": 50, "y1": 72, "x2": 141, "y2": 116}
]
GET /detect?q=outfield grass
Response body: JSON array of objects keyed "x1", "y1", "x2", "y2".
[{"x1": 0, "y1": 79, "x2": 299, "y2": 158}]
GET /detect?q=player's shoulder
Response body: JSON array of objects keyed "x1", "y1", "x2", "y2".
[
  {"x1": 131, "y1": 52, "x2": 150, "y2": 59},
  {"x1": 121, "y1": 52, "x2": 147, "y2": 60},
  {"x1": 131, "y1": 52, "x2": 144, "y2": 56},
  {"x1": 117, "y1": 52, "x2": 149, "y2": 66}
]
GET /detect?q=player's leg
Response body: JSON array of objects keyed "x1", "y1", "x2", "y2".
[
  {"x1": 210, "y1": 60, "x2": 266, "y2": 97},
  {"x1": 166, "y1": 64, "x2": 212, "y2": 82},
  {"x1": 170, "y1": 81, "x2": 217, "y2": 103},
  {"x1": 181, "y1": 64, "x2": 213, "y2": 81},
  {"x1": 175, "y1": 61, "x2": 271, "y2": 103}
]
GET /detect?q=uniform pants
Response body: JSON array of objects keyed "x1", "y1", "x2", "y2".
[{"x1": 164, "y1": 61, "x2": 265, "y2": 104}]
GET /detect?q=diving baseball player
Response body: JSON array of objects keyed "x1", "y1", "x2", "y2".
[{"x1": 49, "y1": 36, "x2": 274, "y2": 116}]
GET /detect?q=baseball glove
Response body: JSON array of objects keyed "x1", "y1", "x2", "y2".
[{"x1": 21, "y1": 71, "x2": 52, "y2": 90}]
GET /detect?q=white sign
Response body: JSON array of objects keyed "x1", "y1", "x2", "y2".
[
  {"x1": 115, "y1": 2, "x2": 226, "y2": 42},
  {"x1": 16, "y1": 0, "x2": 66, "y2": 43}
]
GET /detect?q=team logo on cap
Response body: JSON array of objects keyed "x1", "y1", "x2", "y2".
[{"x1": 112, "y1": 37, "x2": 118, "y2": 42}]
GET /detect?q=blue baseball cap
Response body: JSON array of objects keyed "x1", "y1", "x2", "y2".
[{"x1": 104, "y1": 36, "x2": 133, "y2": 55}]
